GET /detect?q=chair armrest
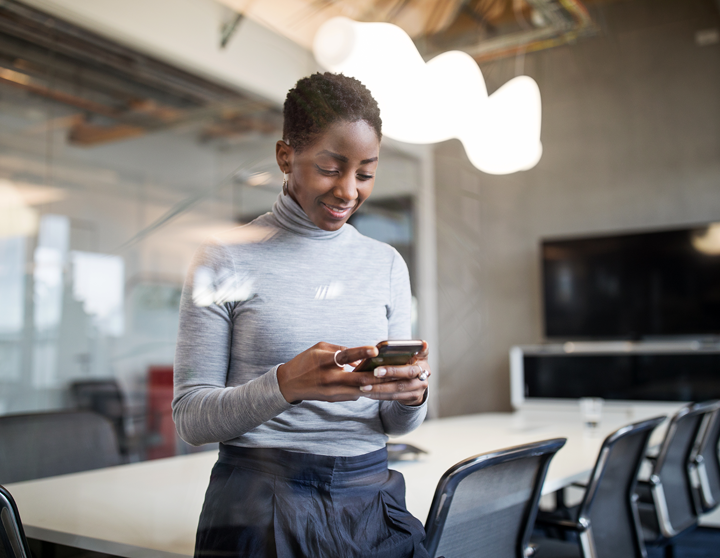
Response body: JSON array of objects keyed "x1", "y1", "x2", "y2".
[
  {"x1": 534, "y1": 516, "x2": 586, "y2": 531},
  {"x1": 635, "y1": 480, "x2": 654, "y2": 504},
  {"x1": 637, "y1": 477, "x2": 659, "y2": 488}
]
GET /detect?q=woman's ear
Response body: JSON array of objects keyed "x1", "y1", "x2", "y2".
[{"x1": 275, "y1": 140, "x2": 293, "y2": 174}]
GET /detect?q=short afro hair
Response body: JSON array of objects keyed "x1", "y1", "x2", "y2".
[{"x1": 282, "y1": 72, "x2": 382, "y2": 152}]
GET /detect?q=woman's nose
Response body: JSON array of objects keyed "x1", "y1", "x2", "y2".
[{"x1": 332, "y1": 173, "x2": 358, "y2": 202}]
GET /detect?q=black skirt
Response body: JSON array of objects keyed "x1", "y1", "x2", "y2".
[{"x1": 194, "y1": 444, "x2": 430, "y2": 558}]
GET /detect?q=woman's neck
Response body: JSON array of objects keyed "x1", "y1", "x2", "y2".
[{"x1": 272, "y1": 192, "x2": 346, "y2": 239}]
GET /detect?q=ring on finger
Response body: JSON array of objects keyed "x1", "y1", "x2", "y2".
[
  {"x1": 333, "y1": 350, "x2": 343, "y2": 368},
  {"x1": 418, "y1": 369, "x2": 428, "y2": 381}
]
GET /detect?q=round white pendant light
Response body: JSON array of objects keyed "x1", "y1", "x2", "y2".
[{"x1": 313, "y1": 17, "x2": 543, "y2": 175}]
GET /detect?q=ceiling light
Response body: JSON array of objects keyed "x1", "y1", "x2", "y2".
[
  {"x1": 313, "y1": 17, "x2": 543, "y2": 175},
  {"x1": 692, "y1": 223, "x2": 720, "y2": 255}
]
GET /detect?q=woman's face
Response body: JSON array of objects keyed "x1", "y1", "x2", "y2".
[{"x1": 276, "y1": 120, "x2": 380, "y2": 231}]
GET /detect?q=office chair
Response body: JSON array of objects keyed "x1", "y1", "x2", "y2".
[
  {"x1": 70, "y1": 378, "x2": 143, "y2": 459},
  {"x1": 688, "y1": 400, "x2": 720, "y2": 514},
  {"x1": 636, "y1": 401, "x2": 718, "y2": 551},
  {"x1": 0, "y1": 410, "x2": 122, "y2": 484},
  {"x1": 70, "y1": 379, "x2": 126, "y2": 450},
  {"x1": 423, "y1": 438, "x2": 566, "y2": 558},
  {"x1": 532, "y1": 416, "x2": 667, "y2": 558},
  {"x1": 0, "y1": 485, "x2": 31, "y2": 558}
]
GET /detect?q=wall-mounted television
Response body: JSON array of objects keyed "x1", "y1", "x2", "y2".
[{"x1": 542, "y1": 223, "x2": 720, "y2": 339}]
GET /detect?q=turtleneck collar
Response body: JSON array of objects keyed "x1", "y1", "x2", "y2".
[{"x1": 271, "y1": 192, "x2": 347, "y2": 239}]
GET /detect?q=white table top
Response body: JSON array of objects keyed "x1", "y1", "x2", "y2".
[
  {"x1": 391, "y1": 405, "x2": 676, "y2": 523},
  {"x1": 6, "y1": 405, "x2": 681, "y2": 558}
]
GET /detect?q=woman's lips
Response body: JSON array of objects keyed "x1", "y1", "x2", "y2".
[{"x1": 321, "y1": 202, "x2": 354, "y2": 220}]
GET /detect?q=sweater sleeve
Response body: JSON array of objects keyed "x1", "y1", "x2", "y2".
[
  {"x1": 172, "y1": 240, "x2": 293, "y2": 446},
  {"x1": 379, "y1": 248, "x2": 428, "y2": 436}
]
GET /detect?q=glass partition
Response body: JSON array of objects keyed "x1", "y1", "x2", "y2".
[{"x1": 0, "y1": 8, "x2": 421, "y2": 460}]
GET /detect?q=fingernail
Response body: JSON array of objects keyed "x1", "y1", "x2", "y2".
[
  {"x1": 374, "y1": 367, "x2": 386, "y2": 377},
  {"x1": 360, "y1": 385, "x2": 373, "y2": 392}
]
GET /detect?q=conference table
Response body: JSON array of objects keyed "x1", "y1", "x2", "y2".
[{"x1": 6, "y1": 404, "x2": 691, "y2": 558}]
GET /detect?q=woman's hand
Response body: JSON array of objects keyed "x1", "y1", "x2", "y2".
[
  {"x1": 359, "y1": 340, "x2": 430, "y2": 406},
  {"x1": 276, "y1": 341, "x2": 430, "y2": 406}
]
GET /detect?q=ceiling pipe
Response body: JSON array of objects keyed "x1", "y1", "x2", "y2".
[{"x1": 461, "y1": 0, "x2": 595, "y2": 64}]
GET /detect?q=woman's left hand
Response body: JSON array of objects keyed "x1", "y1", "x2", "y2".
[{"x1": 359, "y1": 341, "x2": 430, "y2": 406}]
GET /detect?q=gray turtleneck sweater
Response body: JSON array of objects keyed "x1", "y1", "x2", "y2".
[{"x1": 172, "y1": 192, "x2": 427, "y2": 456}]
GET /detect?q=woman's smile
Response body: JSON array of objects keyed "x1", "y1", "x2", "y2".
[{"x1": 320, "y1": 201, "x2": 355, "y2": 220}]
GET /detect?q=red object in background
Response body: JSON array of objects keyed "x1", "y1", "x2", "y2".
[{"x1": 146, "y1": 365, "x2": 175, "y2": 460}]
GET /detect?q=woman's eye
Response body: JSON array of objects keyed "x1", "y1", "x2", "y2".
[
  {"x1": 357, "y1": 174, "x2": 374, "y2": 181},
  {"x1": 316, "y1": 165, "x2": 338, "y2": 175}
]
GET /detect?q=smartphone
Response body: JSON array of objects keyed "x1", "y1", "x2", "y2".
[{"x1": 353, "y1": 340, "x2": 424, "y2": 372}]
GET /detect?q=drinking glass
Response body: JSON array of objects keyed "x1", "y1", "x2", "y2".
[{"x1": 579, "y1": 397, "x2": 604, "y2": 431}]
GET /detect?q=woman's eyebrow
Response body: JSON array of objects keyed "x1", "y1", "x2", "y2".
[
  {"x1": 316, "y1": 150, "x2": 378, "y2": 165},
  {"x1": 317, "y1": 150, "x2": 348, "y2": 163}
]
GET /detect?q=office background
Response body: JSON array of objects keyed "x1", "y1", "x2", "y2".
[{"x1": 0, "y1": 0, "x2": 718, "y2": 442}]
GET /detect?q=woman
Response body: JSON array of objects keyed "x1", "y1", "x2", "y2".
[{"x1": 173, "y1": 72, "x2": 432, "y2": 558}]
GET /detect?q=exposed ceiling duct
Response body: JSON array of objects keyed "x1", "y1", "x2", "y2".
[
  {"x1": 0, "y1": 0, "x2": 281, "y2": 146},
  {"x1": 0, "y1": 0, "x2": 617, "y2": 147},
  {"x1": 216, "y1": 0, "x2": 600, "y2": 63},
  {"x1": 461, "y1": 0, "x2": 596, "y2": 63}
]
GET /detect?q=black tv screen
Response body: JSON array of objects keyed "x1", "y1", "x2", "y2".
[{"x1": 542, "y1": 223, "x2": 720, "y2": 339}]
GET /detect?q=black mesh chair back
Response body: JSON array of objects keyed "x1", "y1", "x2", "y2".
[
  {"x1": 649, "y1": 401, "x2": 716, "y2": 538},
  {"x1": 689, "y1": 401, "x2": 720, "y2": 513},
  {"x1": 575, "y1": 416, "x2": 666, "y2": 558},
  {"x1": 70, "y1": 379, "x2": 127, "y2": 455},
  {"x1": 424, "y1": 438, "x2": 566, "y2": 558},
  {"x1": 0, "y1": 485, "x2": 30, "y2": 558},
  {"x1": 0, "y1": 410, "x2": 122, "y2": 484}
]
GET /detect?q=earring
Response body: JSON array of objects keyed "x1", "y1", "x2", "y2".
[{"x1": 282, "y1": 173, "x2": 289, "y2": 196}]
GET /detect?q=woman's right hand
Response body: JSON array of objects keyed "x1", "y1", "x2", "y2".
[{"x1": 277, "y1": 342, "x2": 379, "y2": 403}]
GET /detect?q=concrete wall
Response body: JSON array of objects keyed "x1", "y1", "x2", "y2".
[{"x1": 434, "y1": 0, "x2": 720, "y2": 416}]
